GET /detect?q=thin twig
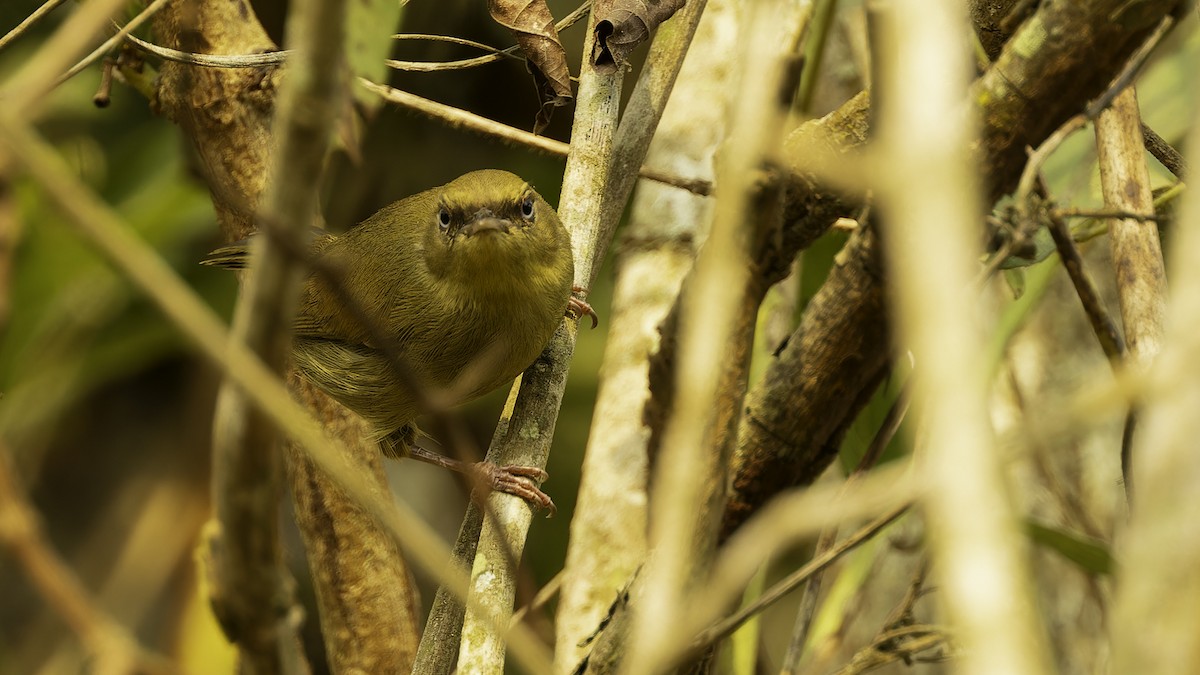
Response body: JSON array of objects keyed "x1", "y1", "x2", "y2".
[
  {"x1": 386, "y1": 43, "x2": 520, "y2": 72},
  {"x1": 1052, "y1": 207, "x2": 1158, "y2": 222},
  {"x1": 1068, "y1": 181, "x2": 1184, "y2": 246},
  {"x1": 1041, "y1": 190, "x2": 1126, "y2": 364},
  {"x1": 92, "y1": 58, "x2": 116, "y2": 107},
  {"x1": 358, "y1": 78, "x2": 712, "y2": 195},
  {"x1": 0, "y1": 0, "x2": 69, "y2": 52},
  {"x1": 781, "y1": 383, "x2": 911, "y2": 672},
  {"x1": 386, "y1": 2, "x2": 590, "y2": 72},
  {"x1": 795, "y1": 0, "x2": 839, "y2": 115},
  {"x1": 856, "y1": 385, "x2": 911, "y2": 473},
  {"x1": 2, "y1": 0, "x2": 128, "y2": 116},
  {"x1": 510, "y1": 572, "x2": 563, "y2": 628},
  {"x1": 978, "y1": 235, "x2": 1016, "y2": 283},
  {"x1": 831, "y1": 564, "x2": 950, "y2": 675},
  {"x1": 359, "y1": 77, "x2": 567, "y2": 150},
  {"x1": 1085, "y1": 14, "x2": 1175, "y2": 119},
  {"x1": 1015, "y1": 115, "x2": 1088, "y2": 214},
  {"x1": 53, "y1": 0, "x2": 172, "y2": 89},
  {"x1": 123, "y1": 36, "x2": 715, "y2": 195},
  {"x1": 1141, "y1": 122, "x2": 1188, "y2": 178},
  {"x1": 126, "y1": 33, "x2": 290, "y2": 67},
  {"x1": 690, "y1": 504, "x2": 911, "y2": 652},
  {"x1": 394, "y1": 33, "x2": 516, "y2": 56}
]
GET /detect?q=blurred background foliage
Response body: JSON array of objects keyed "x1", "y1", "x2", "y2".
[{"x1": 0, "y1": 0, "x2": 1196, "y2": 673}]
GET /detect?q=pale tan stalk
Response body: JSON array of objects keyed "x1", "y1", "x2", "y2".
[
  {"x1": 551, "y1": 0, "x2": 736, "y2": 668},
  {"x1": 1094, "y1": 87, "x2": 1166, "y2": 492},
  {"x1": 872, "y1": 0, "x2": 1053, "y2": 674},
  {"x1": 623, "y1": 1, "x2": 812, "y2": 673},
  {"x1": 1108, "y1": 79, "x2": 1200, "y2": 675}
]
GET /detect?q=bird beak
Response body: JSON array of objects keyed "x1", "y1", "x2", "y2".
[
  {"x1": 461, "y1": 217, "x2": 512, "y2": 236},
  {"x1": 460, "y1": 209, "x2": 512, "y2": 237}
]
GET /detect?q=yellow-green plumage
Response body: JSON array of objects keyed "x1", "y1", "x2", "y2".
[{"x1": 205, "y1": 170, "x2": 575, "y2": 448}]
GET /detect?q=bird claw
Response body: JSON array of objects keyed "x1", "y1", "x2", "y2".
[
  {"x1": 472, "y1": 462, "x2": 556, "y2": 517},
  {"x1": 569, "y1": 285, "x2": 599, "y2": 329}
]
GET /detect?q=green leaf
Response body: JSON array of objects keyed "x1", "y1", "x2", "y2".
[
  {"x1": 1002, "y1": 267, "x2": 1026, "y2": 299},
  {"x1": 1024, "y1": 519, "x2": 1114, "y2": 576},
  {"x1": 346, "y1": 0, "x2": 404, "y2": 110}
]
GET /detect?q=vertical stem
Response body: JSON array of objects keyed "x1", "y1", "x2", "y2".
[
  {"x1": 871, "y1": 0, "x2": 1052, "y2": 674},
  {"x1": 1094, "y1": 87, "x2": 1166, "y2": 493},
  {"x1": 795, "y1": 0, "x2": 840, "y2": 114},
  {"x1": 625, "y1": 1, "x2": 809, "y2": 672},
  {"x1": 554, "y1": 0, "x2": 734, "y2": 666},
  {"x1": 1109, "y1": 79, "x2": 1200, "y2": 675},
  {"x1": 593, "y1": 0, "x2": 710, "y2": 283},
  {"x1": 206, "y1": 0, "x2": 350, "y2": 668},
  {"x1": 455, "y1": 8, "x2": 624, "y2": 673}
]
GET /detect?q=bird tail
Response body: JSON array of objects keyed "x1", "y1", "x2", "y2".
[
  {"x1": 200, "y1": 238, "x2": 253, "y2": 270},
  {"x1": 201, "y1": 228, "x2": 332, "y2": 270}
]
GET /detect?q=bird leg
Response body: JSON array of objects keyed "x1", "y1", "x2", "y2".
[
  {"x1": 405, "y1": 445, "x2": 556, "y2": 516},
  {"x1": 569, "y1": 285, "x2": 599, "y2": 329}
]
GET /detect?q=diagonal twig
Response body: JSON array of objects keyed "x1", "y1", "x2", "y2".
[
  {"x1": 0, "y1": 0, "x2": 70, "y2": 52},
  {"x1": 0, "y1": 444, "x2": 182, "y2": 675},
  {"x1": 690, "y1": 504, "x2": 911, "y2": 653},
  {"x1": 386, "y1": 2, "x2": 591, "y2": 73}
]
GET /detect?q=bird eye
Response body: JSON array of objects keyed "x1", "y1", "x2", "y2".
[
  {"x1": 437, "y1": 207, "x2": 451, "y2": 230},
  {"x1": 520, "y1": 195, "x2": 535, "y2": 220}
]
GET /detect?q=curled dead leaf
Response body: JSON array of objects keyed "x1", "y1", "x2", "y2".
[
  {"x1": 592, "y1": 0, "x2": 686, "y2": 71},
  {"x1": 487, "y1": 0, "x2": 573, "y2": 133}
]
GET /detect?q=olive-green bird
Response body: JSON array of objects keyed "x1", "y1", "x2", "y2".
[{"x1": 204, "y1": 169, "x2": 594, "y2": 509}]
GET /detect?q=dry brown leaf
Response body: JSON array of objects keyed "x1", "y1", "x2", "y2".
[
  {"x1": 591, "y1": 0, "x2": 686, "y2": 71},
  {"x1": 488, "y1": 0, "x2": 573, "y2": 133}
]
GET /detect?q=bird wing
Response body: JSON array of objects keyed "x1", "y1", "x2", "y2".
[
  {"x1": 291, "y1": 229, "x2": 414, "y2": 347},
  {"x1": 201, "y1": 231, "x2": 363, "y2": 340}
]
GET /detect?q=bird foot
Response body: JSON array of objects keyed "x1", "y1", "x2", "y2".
[
  {"x1": 404, "y1": 445, "x2": 555, "y2": 515},
  {"x1": 471, "y1": 462, "x2": 556, "y2": 517},
  {"x1": 569, "y1": 285, "x2": 599, "y2": 329}
]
